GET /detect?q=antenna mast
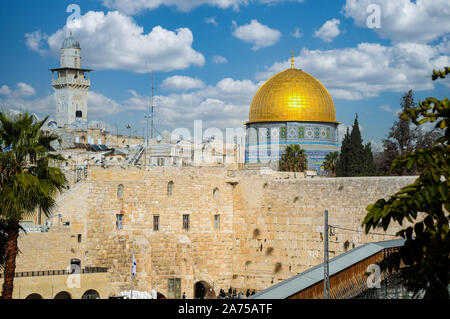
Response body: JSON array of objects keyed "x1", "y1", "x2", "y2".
[
  {"x1": 145, "y1": 71, "x2": 156, "y2": 146},
  {"x1": 151, "y1": 72, "x2": 155, "y2": 140}
]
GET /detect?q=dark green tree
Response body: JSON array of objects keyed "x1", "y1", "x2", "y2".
[
  {"x1": 336, "y1": 127, "x2": 350, "y2": 177},
  {"x1": 337, "y1": 114, "x2": 376, "y2": 176},
  {"x1": 278, "y1": 144, "x2": 307, "y2": 172},
  {"x1": 363, "y1": 143, "x2": 377, "y2": 176},
  {"x1": 363, "y1": 67, "x2": 450, "y2": 299},
  {"x1": 348, "y1": 114, "x2": 365, "y2": 174},
  {"x1": 0, "y1": 112, "x2": 67, "y2": 299}
]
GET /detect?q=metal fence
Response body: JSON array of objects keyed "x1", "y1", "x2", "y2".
[
  {"x1": 0, "y1": 267, "x2": 108, "y2": 279},
  {"x1": 355, "y1": 272, "x2": 424, "y2": 299}
]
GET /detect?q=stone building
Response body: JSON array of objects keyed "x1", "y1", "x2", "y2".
[{"x1": 5, "y1": 165, "x2": 416, "y2": 299}]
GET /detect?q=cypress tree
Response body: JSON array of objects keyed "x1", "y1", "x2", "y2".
[
  {"x1": 337, "y1": 114, "x2": 376, "y2": 177},
  {"x1": 348, "y1": 114, "x2": 365, "y2": 175},
  {"x1": 363, "y1": 143, "x2": 377, "y2": 176},
  {"x1": 336, "y1": 127, "x2": 350, "y2": 177}
]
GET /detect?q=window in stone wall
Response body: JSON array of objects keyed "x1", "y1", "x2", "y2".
[
  {"x1": 153, "y1": 215, "x2": 160, "y2": 231},
  {"x1": 116, "y1": 214, "x2": 124, "y2": 230},
  {"x1": 213, "y1": 188, "x2": 219, "y2": 201},
  {"x1": 183, "y1": 214, "x2": 190, "y2": 230},
  {"x1": 117, "y1": 184, "x2": 124, "y2": 199},
  {"x1": 77, "y1": 234, "x2": 82, "y2": 243},
  {"x1": 168, "y1": 278, "x2": 181, "y2": 299},
  {"x1": 167, "y1": 181, "x2": 174, "y2": 196},
  {"x1": 214, "y1": 215, "x2": 220, "y2": 230}
]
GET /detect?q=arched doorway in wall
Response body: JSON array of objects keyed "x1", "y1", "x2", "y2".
[
  {"x1": 70, "y1": 258, "x2": 81, "y2": 273},
  {"x1": 54, "y1": 291, "x2": 71, "y2": 299},
  {"x1": 25, "y1": 293, "x2": 43, "y2": 299},
  {"x1": 82, "y1": 289, "x2": 100, "y2": 299},
  {"x1": 194, "y1": 281, "x2": 216, "y2": 299}
]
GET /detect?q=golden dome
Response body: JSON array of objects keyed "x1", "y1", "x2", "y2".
[{"x1": 248, "y1": 68, "x2": 337, "y2": 124}]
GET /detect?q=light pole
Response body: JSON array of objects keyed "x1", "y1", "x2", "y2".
[
  {"x1": 126, "y1": 124, "x2": 131, "y2": 147},
  {"x1": 324, "y1": 210, "x2": 330, "y2": 299}
]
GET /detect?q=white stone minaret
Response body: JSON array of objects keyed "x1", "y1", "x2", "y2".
[{"x1": 51, "y1": 32, "x2": 92, "y2": 127}]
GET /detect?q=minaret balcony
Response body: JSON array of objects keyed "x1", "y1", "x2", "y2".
[{"x1": 52, "y1": 77, "x2": 91, "y2": 87}]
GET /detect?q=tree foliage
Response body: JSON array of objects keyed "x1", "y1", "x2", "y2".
[
  {"x1": 336, "y1": 114, "x2": 376, "y2": 177},
  {"x1": 363, "y1": 67, "x2": 450, "y2": 299},
  {"x1": 278, "y1": 144, "x2": 307, "y2": 172},
  {"x1": 0, "y1": 111, "x2": 67, "y2": 299},
  {"x1": 322, "y1": 151, "x2": 338, "y2": 177},
  {"x1": 376, "y1": 90, "x2": 443, "y2": 175}
]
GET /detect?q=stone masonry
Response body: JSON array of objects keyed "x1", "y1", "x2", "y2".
[{"x1": 10, "y1": 166, "x2": 416, "y2": 298}]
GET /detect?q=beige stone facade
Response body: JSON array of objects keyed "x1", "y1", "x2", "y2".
[{"x1": 9, "y1": 166, "x2": 416, "y2": 299}]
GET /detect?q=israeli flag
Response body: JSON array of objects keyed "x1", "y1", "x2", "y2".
[{"x1": 132, "y1": 253, "x2": 136, "y2": 276}]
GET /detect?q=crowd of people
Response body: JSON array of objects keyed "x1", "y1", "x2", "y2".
[{"x1": 217, "y1": 287, "x2": 256, "y2": 299}]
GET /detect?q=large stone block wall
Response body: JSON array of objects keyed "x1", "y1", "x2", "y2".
[
  {"x1": 83, "y1": 167, "x2": 235, "y2": 297},
  {"x1": 231, "y1": 172, "x2": 416, "y2": 290},
  {"x1": 12, "y1": 166, "x2": 416, "y2": 298},
  {"x1": 13, "y1": 231, "x2": 73, "y2": 273}
]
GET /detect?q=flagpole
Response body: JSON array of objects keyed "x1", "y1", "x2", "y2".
[{"x1": 131, "y1": 247, "x2": 134, "y2": 299}]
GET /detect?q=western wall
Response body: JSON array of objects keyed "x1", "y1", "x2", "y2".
[{"x1": 6, "y1": 166, "x2": 416, "y2": 298}]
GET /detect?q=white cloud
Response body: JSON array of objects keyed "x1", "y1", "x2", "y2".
[
  {"x1": 161, "y1": 76, "x2": 206, "y2": 91},
  {"x1": 0, "y1": 88, "x2": 122, "y2": 120},
  {"x1": 213, "y1": 55, "x2": 228, "y2": 64},
  {"x1": 24, "y1": 31, "x2": 48, "y2": 54},
  {"x1": 122, "y1": 77, "x2": 259, "y2": 129},
  {"x1": 293, "y1": 27, "x2": 303, "y2": 38},
  {"x1": 25, "y1": 11, "x2": 205, "y2": 73},
  {"x1": 205, "y1": 17, "x2": 218, "y2": 26},
  {"x1": 102, "y1": 0, "x2": 304, "y2": 15},
  {"x1": 378, "y1": 105, "x2": 392, "y2": 112},
  {"x1": 379, "y1": 104, "x2": 402, "y2": 115},
  {"x1": 0, "y1": 85, "x2": 11, "y2": 96},
  {"x1": 0, "y1": 83, "x2": 36, "y2": 99},
  {"x1": 0, "y1": 75, "x2": 259, "y2": 130},
  {"x1": 102, "y1": 0, "x2": 244, "y2": 14},
  {"x1": 232, "y1": 19, "x2": 281, "y2": 50},
  {"x1": 343, "y1": 0, "x2": 450, "y2": 43},
  {"x1": 88, "y1": 91, "x2": 123, "y2": 117},
  {"x1": 256, "y1": 41, "x2": 450, "y2": 100},
  {"x1": 314, "y1": 18, "x2": 341, "y2": 43},
  {"x1": 15, "y1": 83, "x2": 36, "y2": 98}
]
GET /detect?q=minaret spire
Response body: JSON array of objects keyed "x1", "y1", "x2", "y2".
[{"x1": 291, "y1": 51, "x2": 295, "y2": 69}]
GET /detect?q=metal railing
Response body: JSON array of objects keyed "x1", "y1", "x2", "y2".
[{"x1": 0, "y1": 267, "x2": 108, "y2": 279}]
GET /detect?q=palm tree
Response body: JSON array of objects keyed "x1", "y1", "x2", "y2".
[
  {"x1": 322, "y1": 151, "x2": 339, "y2": 177},
  {"x1": 279, "y1": 144, "x2": 307, "y2": 172},
  {"x1": 0, "y1": 112, "x2": 67, "y2": 299}
]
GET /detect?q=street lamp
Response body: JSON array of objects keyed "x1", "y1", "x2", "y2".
[{"x1": 126, "y1": 124, "x2": 131, "y2": 147}]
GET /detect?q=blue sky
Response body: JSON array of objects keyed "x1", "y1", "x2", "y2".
[{"x1": 0, "y1": 0, "x2": 449, "y2": 149}]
